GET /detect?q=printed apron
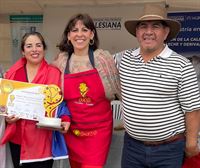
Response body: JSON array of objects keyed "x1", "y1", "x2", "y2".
[{"x1": 63, "y1": 54, "x2": 113, "y2": 165}]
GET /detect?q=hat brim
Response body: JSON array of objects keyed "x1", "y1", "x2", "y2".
[{"x1": 125, "y1": 19, "x2": 181, "y2": 42}]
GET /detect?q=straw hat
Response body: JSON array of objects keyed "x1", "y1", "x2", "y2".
[{"x1": 124, "y1": 4, "x2": 181, "y2": 41}]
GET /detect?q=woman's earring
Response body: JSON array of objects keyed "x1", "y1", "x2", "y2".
[{"x1": 89, "y1": 39, "x2": 94, "y2": 46}]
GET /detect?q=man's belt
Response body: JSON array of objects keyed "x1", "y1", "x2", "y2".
[{"x1": 141, "y1": 133, "x2": 185, "y2": 146}]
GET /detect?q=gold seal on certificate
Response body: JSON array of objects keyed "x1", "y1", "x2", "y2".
[
  {"x1": 0, "y1": 79, "x2": 63, "y2": 125},
  {"x1": 37, "y1": 85, "x2": 63, "y2": 129}
]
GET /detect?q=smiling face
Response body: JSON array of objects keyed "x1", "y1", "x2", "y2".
[
  {"x1": 67, "y1": 20, "x2": 94, "y2": 55},
  {"x1": 136, "y1": 21, "x2": 170, "y2": 55},
  {"x1": 22, "y1": 35, "x2": 45, "y2": 65}
]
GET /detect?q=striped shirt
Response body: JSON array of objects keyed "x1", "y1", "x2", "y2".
[{"x1": 114, "y1": 45, "x2": 200, "y2": 141}]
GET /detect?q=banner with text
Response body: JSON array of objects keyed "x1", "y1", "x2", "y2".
[
  {"x1": 93, "y1": 17, "x2": 122, "y2": 30},
  {"x1": 167, "y1": 12, "x2": 200, "y2": 58}
]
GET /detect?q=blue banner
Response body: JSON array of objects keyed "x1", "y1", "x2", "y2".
[{"x1": 167, "y1": 12, "x2": 200, "y2": 57}]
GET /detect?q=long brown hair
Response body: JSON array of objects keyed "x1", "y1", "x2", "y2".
[{"x1": 58, "y1": 13, "x2": 99, "y2": 57}]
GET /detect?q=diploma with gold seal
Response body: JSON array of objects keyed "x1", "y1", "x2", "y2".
[{"x1": 0, "y1": 78, "x2": 63, "y2": 121}]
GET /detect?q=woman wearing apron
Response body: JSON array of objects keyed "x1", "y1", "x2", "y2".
[{"x1": 52, "y1": 13, "x2": 121, "y2": 168}]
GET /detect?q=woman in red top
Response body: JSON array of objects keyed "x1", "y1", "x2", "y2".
[
  {"x1": 52, "y1": 13, "x2": 121, "y2": 168},
  {"x1": 2, "y1": 32, "x2": 70, "y2": 168}
]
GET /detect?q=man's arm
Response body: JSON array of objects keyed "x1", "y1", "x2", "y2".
[{"x1": 185, "y1": 109, "x2": 200, "y2": 157}]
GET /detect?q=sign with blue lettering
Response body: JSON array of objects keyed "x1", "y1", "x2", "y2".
[{"x1": 167, "y1": 12, "x2": 200, "y2": 57}]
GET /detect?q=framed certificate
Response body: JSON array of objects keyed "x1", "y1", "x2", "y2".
[{"x1": 0, "y1": 78, "x2": 63, "y2": 121}]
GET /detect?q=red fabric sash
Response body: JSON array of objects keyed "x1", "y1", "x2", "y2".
[
  {"x1": 5, "y1": 57, "x2": 58, "y2": 84},
  {"x1": 1, "y1": 57, "x2": 61, "y2": 145}
]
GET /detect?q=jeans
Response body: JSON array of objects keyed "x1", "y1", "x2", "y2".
[{"x1": 121, "y1": 132, "x2": 185, "y2": 168}]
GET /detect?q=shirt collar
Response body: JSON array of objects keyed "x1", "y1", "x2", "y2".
[
  {"x1": 133, "y1": 45, "x2": 173, "y2": 58},
  {"x1": 158, "y1": 45, "x2": 173, "y2": 58}
]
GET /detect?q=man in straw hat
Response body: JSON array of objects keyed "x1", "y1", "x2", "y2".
[{"x1": 114, "y1": 3, "x2": 200, "y2": 168}]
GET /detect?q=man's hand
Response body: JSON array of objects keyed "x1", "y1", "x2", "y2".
[{"x1": 185, "y1": 145, "x2": 199, "y2": 158}]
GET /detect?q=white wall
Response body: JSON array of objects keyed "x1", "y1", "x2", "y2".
[{"x1": 43, "y1": 4, "x2": 143, "y2": 62}]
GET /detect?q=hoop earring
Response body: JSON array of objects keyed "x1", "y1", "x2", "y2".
[
  {"x1": 89, "y1": 39, "x2": 94, "y2": 46},
  {"x1": 67, "y1": 40, "x2": 71, "y2": 45}
]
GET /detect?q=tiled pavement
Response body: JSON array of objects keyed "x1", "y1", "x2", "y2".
[{"x1": 105, "y1": 128, "x2": 124, "y2": 168}]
